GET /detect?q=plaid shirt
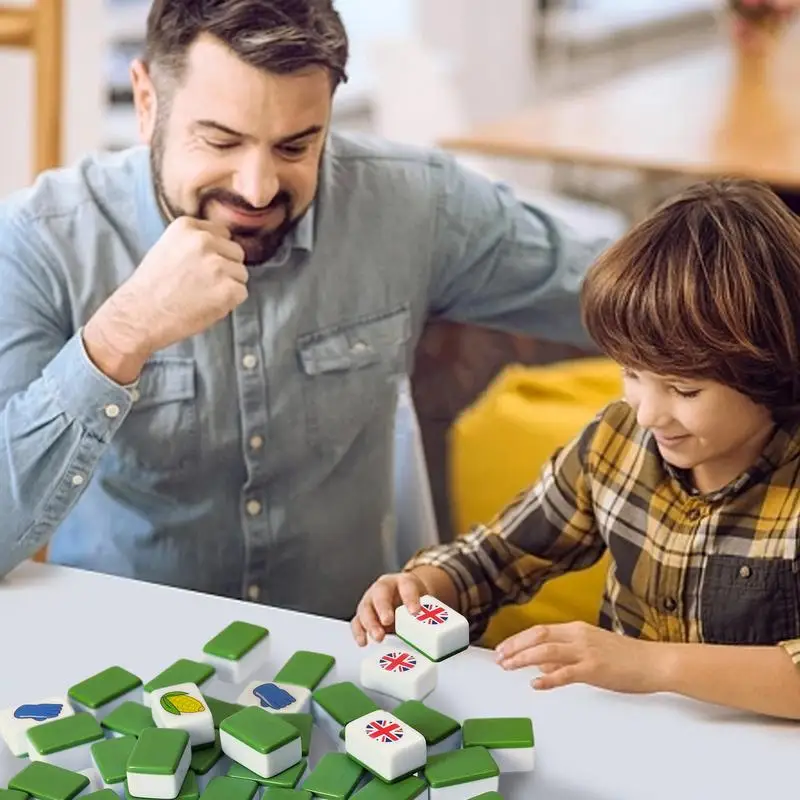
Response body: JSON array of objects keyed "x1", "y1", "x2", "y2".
[{"x1": 407, "y1": 401, "x2": 800, "y2": 665}]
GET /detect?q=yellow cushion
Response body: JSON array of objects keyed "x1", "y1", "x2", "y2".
[{"x1": 449, "y1": 357, "x2": 623, "y2": 648}]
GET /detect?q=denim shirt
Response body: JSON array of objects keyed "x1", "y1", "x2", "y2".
[{"x1": 0, "y1": 132, "x2": 608, "y2": 619}]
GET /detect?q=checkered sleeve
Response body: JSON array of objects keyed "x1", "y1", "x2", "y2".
[
  {"x1": 779, "y1": 639, "x2": 800, "y2": 666},
  {"x1": 404, "y1": 413, "x2": 608, "y2": 640}
]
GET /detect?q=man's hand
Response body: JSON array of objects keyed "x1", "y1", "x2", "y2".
[
  {"x1": 84, "y1": 217, "x2": 248, "y2": 384},
  {"x1": 495, "y1": 621, "x2": 667, "y2": 694}
]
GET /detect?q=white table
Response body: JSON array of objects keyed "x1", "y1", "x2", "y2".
[{"x1": 1, "y1": 562, "x2": 796, "y2": 799}]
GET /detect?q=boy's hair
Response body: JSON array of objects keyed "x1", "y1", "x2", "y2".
[
  {"x1": 581, "y1": 179, "x2": 800, "y2": 421},
  {"x1": 144, "y1": 0, "x2": 349, "y2": 89}
]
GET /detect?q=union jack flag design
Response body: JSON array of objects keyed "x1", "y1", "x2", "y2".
[
  {"x1": 366, "y1": 719, "x2": 404, "y2": 743},
  {"x1": 414, "y1": 602, "x2": 449, "y2": 625},
  {"x1": 379, "y1": 651, "x2": 417, "y2": 673}
]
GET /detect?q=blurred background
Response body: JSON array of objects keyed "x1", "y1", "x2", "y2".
[{"x1": 1, "y1": 0, "x2": 798, "y2": 636}]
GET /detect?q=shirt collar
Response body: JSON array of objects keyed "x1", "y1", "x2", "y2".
[{"x1": 133, "y1": 145, "x2": 316, "y2": 265}]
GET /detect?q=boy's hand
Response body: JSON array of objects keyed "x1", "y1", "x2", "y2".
[
  {"x1": 350, "y1": 572, "x2": 428, "y2": 647},
  {"x1": 495, "y1": 621, "x2": 667, "y2": 694}
]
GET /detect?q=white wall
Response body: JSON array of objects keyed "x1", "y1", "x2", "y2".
[{"x1": 0, "y1": 0, "x2": 106, "y2": 197}]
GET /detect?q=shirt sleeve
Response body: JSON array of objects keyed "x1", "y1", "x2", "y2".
[
  {"x1": 405, "y1": 415, "x2": 606, "y2": 640},
  {"x1": 428, "y1": 154, "x2": 613, "y2": 349},
  {"x1": 0, "y1": 211, "x2": 135, "y2": 579}
]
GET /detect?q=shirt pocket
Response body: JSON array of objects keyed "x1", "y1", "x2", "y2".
[
  {"x1": 296, "y1": 305, "x2": 411, "y2": 453},
  {"x1": 112, "y1": 356, "x2": 200, "y2": 473},
  {"x1": 700, "y1": 554, "x2": 800, "y2": 645}
]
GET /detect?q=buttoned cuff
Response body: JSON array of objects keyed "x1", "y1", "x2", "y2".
[{"x1": 41, "y1": 330, "x2": 136, "y2": 441}]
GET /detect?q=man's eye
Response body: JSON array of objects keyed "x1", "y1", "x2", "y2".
[{"x1": 207, "y1": 140, "x2": 238, "y2": 151}]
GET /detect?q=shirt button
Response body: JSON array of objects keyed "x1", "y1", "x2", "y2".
[
  {"x1": 739, "y1": 565, "x2": 752, "y2": 579},
  {"x1": 686, "y1": 507, "x2": 701, "y2": 521},
  {"x1": 663, "y1": 597, "x2": 677, "y2": 612},
  {"x1": 104, "y1": 403, "x2": 120, "y2": 419},
  {"x1": 351, "y1": 341, "x2": 369, "y2": 353},
  {"x1": 71, "y1": 474, "x2": 85, "y2": 487},
  {"x1": 246, "y1": 499, "x2": 262, "y2": 517},
  {"x1": 242, "y1": 354, "x2": 258, "y2": 370},
  {"x1": 249, "y1": 435, "x2": 264, "y2": 451},
  {"x1": 247, "y1": 585, "x2": 260, "y2": 601},
  {"x1": 129, "y1": 388, "x2": 141, "y2": 403}
]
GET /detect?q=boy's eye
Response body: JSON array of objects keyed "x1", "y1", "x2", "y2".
[{"x1": 673, "y1": 388, "x2": 701, "y2": 399}]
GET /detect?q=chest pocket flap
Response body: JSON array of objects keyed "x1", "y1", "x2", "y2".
[
  {"x1": 132, "y1": 357, "x2": 196, "y2": 408},
  {"x1": 297, "y1": 305, "x2": 411, "y2": 376}
]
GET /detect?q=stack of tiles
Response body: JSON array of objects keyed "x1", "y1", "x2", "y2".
[
  {"x1": 344, "y1": 711, "x2": 426, "y2": 784},
  {"x1": 68, "y1": 669, "x2": 143, "y2": 723},
  {"x1": 150, "y1": 684, "x2": 215, "y2": 748},
  {"x1": 393, "y1": 598, "x2": 469, "y2": 663},
  {"x1": 142, "y1": 662, "x2": 215, "y2": 709},
  {"x1": 201, "y1": 622, "x2": 270, "y2": 684},
  {"x1": 125, "y1": 728, "x2": 191, "y2": 799},
  {"x1": 227, "y1": 756, "x2": 308, "y2": 793},
  {"x1": 423, "y1": 747, "x2": 499, "y2": 799},
  {"x1": 462, "y1": 718, "x2": 534, "y2": 773},
  {"x1": 220, "y1": 708, "x2": 302, "y2": 780}
]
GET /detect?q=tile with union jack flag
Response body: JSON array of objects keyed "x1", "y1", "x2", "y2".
[
  {"x1": 394, "y1": 594, "x2": 470, "y2": 663},
  {"x1": 361, "y1": 645, "x2": 437, "y2": 703},
  {"x1": 345, "y1": 710, "x2": 427, "y2": 783}
]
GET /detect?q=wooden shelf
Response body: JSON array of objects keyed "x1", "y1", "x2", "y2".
[{"x1": 0, "y1": 6, "x2": 35, "y2": 48}]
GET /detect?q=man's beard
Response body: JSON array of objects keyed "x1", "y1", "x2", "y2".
[{"x1": 149, "y1": 122, "x2": 304, "y2": 266}]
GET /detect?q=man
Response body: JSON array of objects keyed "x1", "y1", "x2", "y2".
[{"x1": 0, "y1": 0, "x2": 610, "y2": 620}]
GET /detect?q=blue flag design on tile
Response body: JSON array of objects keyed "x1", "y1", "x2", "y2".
[
  {"x1": 253, "y1": 683, "x2": 295, "y2": 710},
  {"x1": 14, "y1": 703, "x2": 63, "y2": 722}
]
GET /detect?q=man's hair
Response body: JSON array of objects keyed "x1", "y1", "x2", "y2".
[
  {"x1": 581, "y1": 179, "x2": 800, "y2": 421},
  {"x1": 143, "y1": 0, "x2": 349, "y2": 88}
]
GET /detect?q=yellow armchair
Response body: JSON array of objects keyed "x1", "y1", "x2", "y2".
[{"x1": 449, "y1": 357, "x2": 623, "y2": 648}]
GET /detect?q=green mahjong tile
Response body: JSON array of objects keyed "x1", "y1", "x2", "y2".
[
  {"x1": 392, "y1": 701, "x2": 460, "y2": 746},
  {"x1": 469, "y1": 793, "x2": 504, "y2": 799},
  {"x1": 126, "y1": 727, "x2": 189, "y2": 775},
  {"x1": 462, "y1": 717, "x2": 533, "y2": 749},
  {"x1": 9, "y1": 761, "x2": 89, "y2": 800},
  {"x1": 124, "y1": 769, "x2": 199, "y2": 799},
  {"x1": 203, "y1": 621, "x2": 269, "y2": 661},
  {"x1": 142, "y1": 659, "x2": 215, "y2": 694},
  {"x1": 200, "y1": 776, "x2": 259, "y2": 800},
  {"x1": 81, "y1": 792, "x2": 120, "y2": 800},
  {"x1": 302, "y1": 752, "x2": 364, "y2": 799},
  {"x1": 281, "y1": 712, "x2": 313, "y2": 756},
  {"x1": 101, "y1": 701, "x2": 155, "y2": 737},
  {"x1": 351, "y1": 775, "x2": 427, "y2": 800},
  {"x1": 273, "y1": 651, "x2": 335, "y2": 690},
  {"x1": 424, "y1": 747, "x2": 499, "y2": 788},
  {"x1": 220, "y1": 707, "x2": 298, "y2": 754},
  {"x1": 205, "y1": 696, "x2": 244, "y2": 728},
  {"x1": 27, "y1": 712, "x2": 104, "y2": 755},
  {"x1": 190, "y1": 733, "x2": 223, "y2": 776},
  {"x1": 227, "y1": 758, "x2": 307, "y2": 789},
  {"x1": 311, "y1": 682, "x2": 378, "y2": 726},
  {"x1": 0, "y1": 791, "x2": 29, "y2": 800},
  {"x1": 262, "y1": 789, "x2": 312, "y2": 799},
  {"x1": 91, "y1": 735, "x2": 137, "y2": 784},
  {"x1": 68, "y1": 667, "x2": 142, "y2": 709}
]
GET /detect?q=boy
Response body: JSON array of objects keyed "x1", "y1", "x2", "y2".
[{"x1": 352, "y1": 179, "x2": 800, "y2": 720}]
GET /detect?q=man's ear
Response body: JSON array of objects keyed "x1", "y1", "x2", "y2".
[{"x1": 130, "y1": 58, "x2": 158, "y2": 144}]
